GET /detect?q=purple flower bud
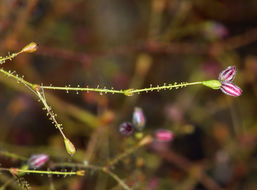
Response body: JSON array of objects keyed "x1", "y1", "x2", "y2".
[
  {"x1": 119, "y1": 122, "x2": 134, "y2": 136},
  {"x1": 132, "y1": 107, "x2": 146, "y2": 131},
  {"x1": 154, "y1": 129, "x2": 174, "y2": 142},
  {"x1": 203, "y1": 22, "x2": 228, "y2": 39},
  {"x1": 220, "y1": 82, "x2": 242, "y2": 97},
  {"x1": 28, "y1": 154, "x2": 49, "y2": 169},
  {"x1": 219, "y1": 66, "x2": 236, "y2": 82}
]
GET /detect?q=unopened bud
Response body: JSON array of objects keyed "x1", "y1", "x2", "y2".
[
  {"x1": 21, "y1": 42, "x2": 38, "y2": 53},
  {"x1": 119, "y1": 122, "x2": 134, "y2": 136},
  {"x1": 220, "y1": 82, "x2": 242, "y2": 97},
  {"x1": 28, "y1": 154, "x2": 49, "y2": 169},
  {"x1": 64, "y1": 138, "x2": 76, "y2": 156},
  {"x1": 154, "y1": 129, "x2": 174, "y2": 142},
  {"x1": 132, "y1": 107, "x2": 146, "y2": 131},
  {"x1": 218, "y1": 66, "x2": 236, "y2": 82}
]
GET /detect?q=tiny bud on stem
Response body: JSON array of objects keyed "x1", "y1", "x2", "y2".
[
  {"x1": 64, "y1": 138, "x2": 76, "y2": 156},
  {"x1": 21, "y1": 42, "x2": 38, "y2": 53},
  {"x1": 76, "y1": 170, "x2": 86, "y2": 176}
]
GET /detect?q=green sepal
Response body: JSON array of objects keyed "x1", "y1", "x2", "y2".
[{"x1": 202, "y1": 80, "x2": 221, "y2": 90}]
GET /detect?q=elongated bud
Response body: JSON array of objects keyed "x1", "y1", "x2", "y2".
[
  {"x1": 220, "y1": 82, "x2": 242, "y2": 97},
  {"x1": 132, "y1": 107, "x2": 146, "y2": 131},
  {"x1": 64, "y1": 138, "x2": 76, "y2": 156},
  {"x1": 119, "y1": 122, "x2": 134, "y2": 136},
  {"x1": 202, "y1": 80, "x2": 221, "y2": 89},
  {"x1": 219, "y1": 66, "x2": 236, "y2": 82},
  {"x1": 154, "y1": 129, "x2": 174, "y2": 142},
  {"x1": 28, "y1": 154, "x2": 49, "y2": 169},
  {"x1": 21, "y1": 42, "x2": 38, "y2": 53}
]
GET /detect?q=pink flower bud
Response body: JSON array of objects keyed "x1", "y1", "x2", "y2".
[
  {"x1": 132, "y1": 107, "x2": 146, "y2": 131},
  {"x1": 28, "y1": 154, "x2": 49, "y2": 169},
  {"x1": 219, "y1": 66, "x2": 236, "y2": 82},
  {"x1": 203, "y1": 22, "x2": 228, "y2": 39},
  {"x1": 119, "y1": 122, "x2": 134, "y2": 136},
  {"x1": 220, "y1": 82, "x2": 242, "y2": 97},
  {"x1": 154, "y1": 129, "x2": 174, "y2": 142}
]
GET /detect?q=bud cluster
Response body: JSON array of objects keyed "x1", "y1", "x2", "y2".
[{"x1": 119, "y1": 107, "x2": 146, "y2": 136}]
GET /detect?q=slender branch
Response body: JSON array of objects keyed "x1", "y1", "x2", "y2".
[
  {"x1": 40, "y1": 85, "x2": 124, "y2": 94},
  {"x1": 35, "y1": 89, "x2": 66, "y2": 139},
  {"x1": 40, "y1": 82, "x2": 203, "y2": 96},
  {"x1": 0, "y1": 67, "x2": 203, "y2": 96},
  {"x1": 0, "y1": 68, "x2": 33, "y2": 88},
  {"x1": 2, "y1": 168, "x2": 85, "y2": 176},
  {"x1": 130, "y1": 81, "x2": 202, "y2": 94},
  {"x1": 0, "y1": 52, "x2": 20, "y2": 65}
]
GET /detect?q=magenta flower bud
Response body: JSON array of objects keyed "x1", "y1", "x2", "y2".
[
  {"x1": 154, "y1": 129, "x2": 174, "y2": 142},
  {"x1": 119, "y1": 122, "x2": 134, "y2": 136},
  {"x1": 220, "y1": 82, "x2": 242, "y2": 97},
  {"x1": 28, "y1": 154, "x2": 49, "y2": 169},
  {"x1": 132, "y1": 107, "x2": 146, "y2": 131},
  {"x1": 219, "y1": 66, "x2": 236, "y2": 82}
]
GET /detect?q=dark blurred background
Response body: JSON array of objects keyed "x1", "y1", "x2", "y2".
[{"x1": 0, "y1": 0, "x2": 257, "y2": 189}]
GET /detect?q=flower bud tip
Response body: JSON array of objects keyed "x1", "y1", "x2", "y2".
[
  {"x1": 21, "y1": 42, "x2": 38, "y2": 53},
  {"x1": 64, "y1": 138, "x2": 76, "y2": 156}
]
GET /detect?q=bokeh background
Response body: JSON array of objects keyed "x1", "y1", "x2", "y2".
[{"x1": 0, "y1": 0, "x2": 257, "y2": 189}]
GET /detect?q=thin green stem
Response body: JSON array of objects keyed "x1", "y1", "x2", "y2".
[
  {"x1": 0, "y1": 52, "x2": 21, "y2": 65},
  {"x1": 130, "y1": 81, "x2": 202, "y2": 94},
  {"x1": 0, "y1": 68, "x2": 33, "y2": 88},
  {"x1": 0, "y1": 67, "x2": 203, "y2": 96},
  {"x1": 41, "y1": 85, "x2": 124, "y2": 94},
  {"x1": 35, "y1": 90, "x2": 66, "y2": 139},
  {"x1": 4, "y1": 168, "x2": 85, "y2": 176},
  {"x1": 40, "y1": 81, "x2": 203, "y2": 95}
]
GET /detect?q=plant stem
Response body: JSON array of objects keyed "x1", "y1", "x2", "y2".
[
  {"x1": 0, "y1": 67, "x2": 203, "y2": 96},
  {"x1": 35, "y1": 90, "x2": 66, "y2": 139}
]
